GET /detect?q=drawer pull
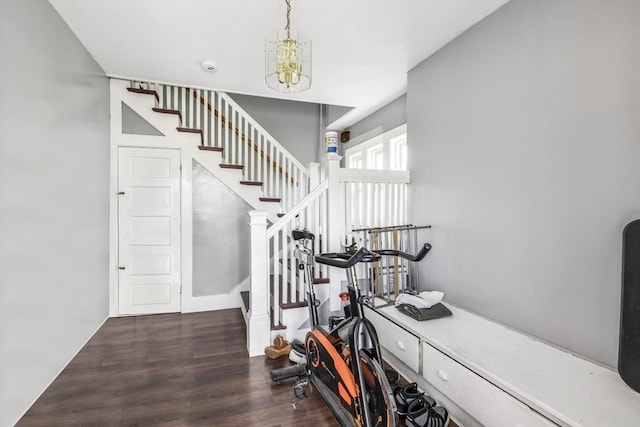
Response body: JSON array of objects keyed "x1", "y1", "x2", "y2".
[
  {"x1": 395, "y1": 340, "x2": 405, "y2": 351},
  {"x1": 436, "y1": 369, "x2": 449, "y2": 382}
]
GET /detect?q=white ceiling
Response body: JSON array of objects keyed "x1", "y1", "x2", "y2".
[{"x1": 49, "y1": 0, "x2": 508, "y2": 128}]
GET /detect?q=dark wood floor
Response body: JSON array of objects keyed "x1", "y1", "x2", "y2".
[{"x1": 18, "y1": 309, "x2": 339, "y2": 426}]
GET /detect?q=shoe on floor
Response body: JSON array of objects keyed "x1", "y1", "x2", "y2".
[
  {"x1": 393, "y1": 382, "x2": 430, "y2": 415},
  {"x1": 289, "y1": 348, "x2": 306, "y2": 364},
  {"x1": 385, "y1": 368, "x2": 400, "y2": 386},
  {"x1": 406, "y1": 396, "x2": 449, "y2": 427},
  {"x1": 291, "y1": 339, "x2": 306, "y2": 355}
]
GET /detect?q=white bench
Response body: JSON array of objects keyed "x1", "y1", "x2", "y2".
[{"x1": 364, "y1": 302, "x2": 640, "y2": 427}]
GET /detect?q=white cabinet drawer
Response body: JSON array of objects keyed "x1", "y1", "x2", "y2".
[
  {"x1": 365, "y1": 307, "x2": 421, "y2": 372},
  {"x1": 422, "y1": 343, "x2": 556, "y2": 427}
]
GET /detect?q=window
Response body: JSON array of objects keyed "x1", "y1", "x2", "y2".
[
  {"x1": 347, "y1": 152, "x2": 363, "y2": 169},
  {"x1": 367, "y1": 145, "x2": 384, "y2": 170},
  {"x1": 345, "y1": 124, "x2": 407, "y2": 171},
  {"x1": 389, "y1": 133, "x2": 407, "y2": 171}
]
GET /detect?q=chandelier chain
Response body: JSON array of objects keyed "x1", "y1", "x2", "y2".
[{"x1": 285, "y1": 0, "x2": 291, "y2": 38}]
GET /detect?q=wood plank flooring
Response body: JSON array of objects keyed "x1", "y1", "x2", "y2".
[
  {"x1": 18, "y1": 309, "x2": 338, "y2": 426},
  {"x1": 18, "y1": 309, "x2": 458, "y2": 427}
]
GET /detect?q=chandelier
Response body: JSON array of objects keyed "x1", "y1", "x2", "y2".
[{"x1": 265, "y1": 0, "x2": 311, "y2": 92}]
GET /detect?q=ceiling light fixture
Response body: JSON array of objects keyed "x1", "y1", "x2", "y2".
[{"x1": 265, "y1": 0, "x2": 311, "y2": 92}]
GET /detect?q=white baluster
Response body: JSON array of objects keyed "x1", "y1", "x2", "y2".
[
  {"x1": 258, "y1": 134, "x2": 264, "y2": 186},
  {"x1": 224, "y1": 100, "x2": 231, "y2": 163},
  {"x1": 269, "y1": 144, "x2": 275, "y2": 197},
  {"x1": 215, "y1": 92, "x2": 221, "y2": 149},
  {"x1": 250, "y1": 127, "x2": 256, "y2": 182},
  {"x1": 193, "y1": 88, "x2": 198, "y2": 130},
  {"x1": 282, "y1": 155, "x2": 288, "y2": 211},
  {"x1": 243, "y1": 117, "x2": 248, "y2": 176},
  {"x1": 207, "y1": 91, "x2": 212, "y2": 146},
  {"x1": 273, "y1": 231, "x2": 280, "y2": 327}
]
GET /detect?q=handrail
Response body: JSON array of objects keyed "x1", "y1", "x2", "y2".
[
  {"x1": 218, "y1": 92, "x2": 308, "y2": 174},
  {"x1": 338, "y1": 168, "x2": 410, "y2": 184},
  {"x1": 267, "y1": 180, "x2": 328, "y2": 238},
  {"x1": 187, "y1": 89, "x2": 299, "y2": 185}
]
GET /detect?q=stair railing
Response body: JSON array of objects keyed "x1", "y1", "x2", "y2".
[
  {"x1": 130, "y1": 80, "x2": 310, "y2": 212},
  {"x1": 249, "y1": 154, "x2": 411, "y2": 341},
  {"x1": 264, "y1": 173, "x2": 329, "y2": 329}
]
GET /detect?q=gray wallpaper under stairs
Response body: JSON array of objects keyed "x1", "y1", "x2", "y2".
[{"x1": 192, "y1": 160, "x2": 251, "y2": 297}]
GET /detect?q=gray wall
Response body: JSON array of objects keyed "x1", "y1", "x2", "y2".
[
  {"x1": 346, "y1": 94, "x2": 407, "y2": 150},
  {"x1": 192, "y1": 161, "x2": 251, "y2": 297},
  {"x1": 229, "y1": 93, "x2": 321, "y2": 166},
  {"x1": 327, "y1": 104, "x2": 353, "y2": 127},
  {"x1": 122, "y1": 102, "x2": 164, "y2": 136},
  {"x1": 408, "y1": 0, "x2": 639, "y2": 368},
  {"x1": 0, "y1": 1, "x2": 110, "y2": 425}
]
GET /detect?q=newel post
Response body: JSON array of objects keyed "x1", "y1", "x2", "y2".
[
  {"x1": 325, "y1": 153, "x2": 345, "y2": 311},
  {"x1": 248, "y1": 210, "x2": 270, "y2": 357}
]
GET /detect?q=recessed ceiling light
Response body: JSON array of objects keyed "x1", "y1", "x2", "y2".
[{"x1": 201, "y1": 60, "x2": 217, "y2": 72}]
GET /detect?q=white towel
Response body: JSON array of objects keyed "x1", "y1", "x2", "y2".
[
  {"x1": 395, "y1": 291, "x2": 444, "y2": 309},
  {"x1": 418, "y1": 291, "x2": 444, "y2": 308}
]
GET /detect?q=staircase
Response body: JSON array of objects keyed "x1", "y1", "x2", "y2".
[
  {"x1": 114, "y1": 78, "x2": 331, "y2": 349},
  {"x1": 113, "y1": 78, "x2": 411, "y2": 357},
  {"x1": 120, "y1": 79, "x2": 310, "y2": 223}
]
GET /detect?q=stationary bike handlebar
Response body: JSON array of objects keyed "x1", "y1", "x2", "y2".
[
  {"x1": 315, "y1": 243, "x2": 432, "y2": 268},
  {"x1": 315, "y1": 247, "x2": 380, "y2": 268},
  {"x1": 374, "y1": 243, "x2": 432, "y2": 262}
]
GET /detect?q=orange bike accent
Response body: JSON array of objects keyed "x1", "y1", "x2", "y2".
[
  {"x1": 310, "y1": 329, "x2": 359, "y2": 399},
  {"x1": 338, "y1": 383, "x2": 352, "y2": 406}
]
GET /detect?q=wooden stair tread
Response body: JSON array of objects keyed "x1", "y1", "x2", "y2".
[
  {"x1": 269, "y1": 274, "x2": 306, "y2": 308},
  {"x1": 198, "y1": 146, "x2": 223, "y2": 152},
  {"x1": 176, "y1": 127, "x2": 202, "y2": 134},
  {"x1": 313, "y1": 278, "x2": 330, "y2": 284},
  {"x1": 219, "y1": 164, "x2": 244, "y2": 170},
  {"x1": 277, "y1": 213, "x2": 286, "y2": 217},
  {"x1": 152, "y1": 108, "x2": 182, "y2": 121},
  {"x1": 127, "y1": 87, "x2": 159, "y2": 101},
  {"x1": 280, "y1": 301, "x2": 308, "y2": 309},
  {"x1": 240, "y1": 181, "x2": 263, "y2": 186},
  {"x1": 259, "y1": 197, "x2": 281, "y2": 203},
  {"x1": 176, "y1": 127, "x2": 203, "y2": 145}
]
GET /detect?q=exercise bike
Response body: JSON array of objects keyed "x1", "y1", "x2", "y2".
[
  {"x1": 294, "y1": 229, "x2": 398, "y2": 427},
  {"x1": 270, "y1": 230, "x2": 438, "y2": 426}
]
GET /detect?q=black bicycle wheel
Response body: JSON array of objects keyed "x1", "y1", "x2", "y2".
[{"x1": 359, "y1": 351, "x2": 398, "y2": 427}]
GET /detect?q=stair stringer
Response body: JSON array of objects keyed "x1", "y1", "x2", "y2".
[{"x1": 112, "y1": 78, "x2": 283, "y2": 223}]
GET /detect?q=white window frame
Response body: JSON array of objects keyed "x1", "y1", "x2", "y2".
[{"x1": 345, "y1": 123, "x2": 407, "y2": 171}]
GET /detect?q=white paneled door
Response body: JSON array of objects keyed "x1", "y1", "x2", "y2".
[{"x1": 118, "y1": 147, "x2": 181, "y2": 315}]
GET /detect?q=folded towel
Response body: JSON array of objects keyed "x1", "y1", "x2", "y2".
[
  {"x1": 396, "y1": 303, "x2": 452, "y2": 321},
  {"x1": 395, "y1": 291, "x2": 444, "y2": 309},
  {"x1": 419, "y1": 291, "x2": 444, "y2": 308}
]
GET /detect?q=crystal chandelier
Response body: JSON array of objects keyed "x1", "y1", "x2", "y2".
[{"x1": 265, "y1": 0, "x2": 311, "y2": 92}]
